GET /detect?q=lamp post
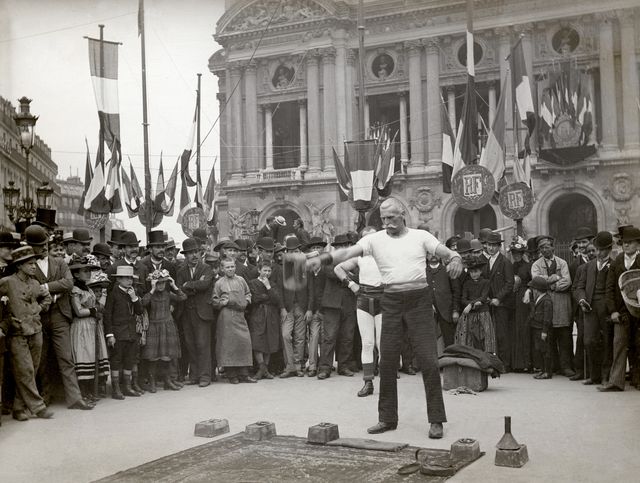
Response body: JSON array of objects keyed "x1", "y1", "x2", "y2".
[
  {"x1": 248, "y1": 209, "x2": 261, "y2": 239},
  {"x1": 11, "y1": 97, "x2": 39, "y2": 226}
]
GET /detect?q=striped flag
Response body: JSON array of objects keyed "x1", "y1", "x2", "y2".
[
  {"x1": 510, "y1": 37, "x2": 536, "y2": 155},
  {"x1": 160, "y1": 159, "x2": 178, "y2": 216},
  {"x1": 177, "y1": 105, "x2": 199, "y2": 223},
  {"x1": 153, "y1": 152, "x2": 165, "y2": 212},
  {"x1": 332, "y1": 147, "x2": 351, "y2": 202},
  {"x1": 103, "y1": 138, "x2": 122, "y2": 212},
  {"x1": 78, "y1": 137, "x2": 93, "y2": 215},
  {"x1": 88, "y1": 38, "x2": 120, "y2": 153},
  {"x1": 204, "y1": 160, "x2": 217, "y2": 223},
  {"x1": 479, "y1": 73, "x2": 508, "y2": 190},
  {"x1": 441, "y1": 98, "x2": 455, "y2": 193},
  {"x1": 83, "y1": 153, "x2": 108, "y2": 212},
  {"x1": 345, "y1": 140, "x2": 377, "y2": 211},
  {"x1": 373, "y1": 127, "x2": 397, "y2": 195}
]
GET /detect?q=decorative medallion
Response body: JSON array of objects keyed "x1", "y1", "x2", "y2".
[
  {"x1": 552, "y1": 27, "x2": 580, "y2": 55},
  {"x1": 410, "y1": 186, "x2": 441, "y2": 214},
  {"x1": 181, "y1": 207, "x2": 207, "y2": 237},
  {"x1": 609, "y1": 173, "x2": 635, "y2": 202},
  {"x1": 499, "y1": 182, "x2": 534, "y2": 220},
  {"x1": 372, "y1": 53, "x2": 394, "y2": 80},
  {"x1": 552, "y1": 113, "x2": 582, "y2": 148},
  {"x1": 272, "y1": 64, "x2": 295, "y2": 89},
  {"x1": 457, "y1": 41, "x2": 483, "y2": 67},
  {"x1": 451, "y1": 165, "x2": 495, "y2": 211}
]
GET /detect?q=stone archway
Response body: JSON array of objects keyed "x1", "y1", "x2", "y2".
[
  {"x1": 453, "y1": 205, "x2": 497, "y2": 237},
  {"x1": 548, "y1": 193, "x2": 597, "y2": 244}
]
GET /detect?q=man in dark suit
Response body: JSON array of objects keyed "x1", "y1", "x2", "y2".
[
  {"x1": 136, "y1": 230, "x2": 177, "y2": 293},
  {"x1": 317, "y1": 234, "x2": 357, "y2": 379},
  {"x1": 426, "y1": 254, "x2": 461, "y2": 348},
  {"x1": 25, "y1": 225, "x2": 92, "y2": 410},
  {"x1": 483, "y1": 232, "x2": 514, "y2": 369},
  {"x1": 573, "y1": 231, "x2": 613, "y2": 386},
  {"x1": 176, "y1": 238, "x2": 215, "y2": 387},
  {"x1": 602, "y1": 226, "x2": 640, "y2": 391}
]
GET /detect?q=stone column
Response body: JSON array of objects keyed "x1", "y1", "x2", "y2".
[
  {"x1": 407, "y1": 40, "x2": 424, "y2": 168},
  {"x1": 299, "y1": 100, "x2": 308, "y2": 172},
  {"x1": 399, "y1": 92, "x2": 409, "y2": 164},
  {"x1": 425, "y1": 39, "x2": 441, "y2": 164},
  {"x1": 598, "y1": 14, "x2": 618, "y2": 150},
  {"x1": 321, "y1": 47, "x2": 337, "y2": 170},
  {"x1": 447, "y1": 87, "x2": 457, "y2": 136},
  {"x1": 488, "y1": 81, "x2": 497, "y2": 126},
  {"x1": 588, "y1": 68, "x2": 598, "y2": 145},
  {"x1": 345, "y1": 49, "x2": 356, "y2": 141},
  {"x1": 364, "y1": 97, "x2": 370, "y2": 136},
  {"x1": 264, "y1": 104, "x2": 273, "y2": 170},
  {"x1": 497, "y1": 27, "x2": 514, "y2": 155},
  {"x1": 334, "y1": 30, "x2": 347, "y2": 143},
  {"x1": 618, "y1": 10, "x2": 640, "y2": 149},
  {"x1": 229, "y1": 64, "x2": 243, "y2": 174},
  {"x1": 244, "y1": 61, "x2": 258, "y2": 172},
  {"x1": 216, "y1": 92, "x2": 227, "y2": 181},
  {"x1": 306, "y1": 52, "x2": 322, "y2": 172}
]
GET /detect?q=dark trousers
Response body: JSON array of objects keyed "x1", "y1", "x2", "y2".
[
  {"x1": 492, "y1": 306, "x2": 512, "y2": 369},
  {"x1": 182, "y1": 313, "x2": 211, "y2": 383},
  {"x1": 531, "y1": 329, "x2": 552, "y2": 374},
  {"x1": 573, "y1": 311, "x2": 585, "y2": 375},
  {"x1": 379, "y1": 288, "x2": 446, "y2": 424},
  {"x1": 548, "y1": 326, "x2": 573, "y2": 372},
  {"x1": 109, "y1": 340, "x2": 137, "y2": 372},
  {"x1": 583, "y1": 297, "x2": 607, "y2": 383},
  {"x1": 38, "y1": 309, "x2": 82, "y2": 406},
  {"x1": 319, "y1": 307, "x2": 356, "y2": 372},
  {"x1": 436, "y1": 311, "x2": 456, "y2": 348},
  {"x1": 10, "y1": 333, "x2": 47, "y2": 414}
]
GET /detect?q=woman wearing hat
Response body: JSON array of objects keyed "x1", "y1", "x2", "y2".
[
  {"x1": 68, "y1": 255, "x2": 110, "y2": 403},
  {"x1": 510, "y1": 238, "x2": 533, "y2": 372}
]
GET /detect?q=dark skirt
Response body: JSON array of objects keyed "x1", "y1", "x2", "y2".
[
  {"x1": 247, "y1": 304, "x2": 281, "y2": 354},
  {"x1": 455, "y1": 310, "x2": 496, "y2": 353},
  {"x1": 512, "y1": 287, "x2": 531, "y2": 370},
  {"x1": 141, "y1": 317, "x2": 181, "y2": 361}
]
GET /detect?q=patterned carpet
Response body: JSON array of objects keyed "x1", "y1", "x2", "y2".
[{"x1": 96, "y1": 433, "x2": 482, "y2": 483}]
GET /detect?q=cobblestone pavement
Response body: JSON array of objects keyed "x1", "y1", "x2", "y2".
[{"x1": 2, "y1": 372, "x2": 638, "y2": 482}]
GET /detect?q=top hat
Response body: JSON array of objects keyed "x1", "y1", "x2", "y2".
[
  {"x1": 285, "y1": 236, "x2": 302, "y2": 251},
  {"x1": 574, "y1": 226, "x2": 595, "y2": 241},
  {"x1": 332, "y1": 234, "x2": 351, "y2": 246},
  {"x1": 181, "y1": 238, "x2": 201, "y2": 254},
  {"x1": 256, "y1": 237, "x2": 275, "y2": 251},
  {"x1": 192, "y1": 228, "x2": 207, "y2": 242},
  {"x1": 470, "y1": 239, "x2": 483, "y2": 251},
  {"x1": 528, "y1": 276, "x2": 549, "y2": 291},
  {"x1": 486, "y1": 232, "x2": 503, "y2": 244},
  {"x1": 64, "y1": 228, "x2": 93, "y2": 245},
  {"x1": 456, "y1": 238, "x2": 472, "y2": 253},
  {"x1": 592, "y1": 231, "x2": 613, "y2": 250},
  {"x1": 478, "y1": 228, "x2": 493, "y2": 243},
  {"x1": 618, "y1": 226, "x2": 640, "y2": 244},
  {"x1": 108, "y1": 229, "x2": 127, "y2": 246},
  {"x1": 10, "y1": 246, "x2": 40, "y2": 265},
  {"x1": 24, "y1": 225, "x2": 49, "y2": 246},
  {"x1": 536, "y1": 235, "x2": 555, "y2": 247},
  {"x1": 33, "y1": 208, "x2": 57, "y2": 229},
  {"x1": 526, "y1": 237, "x2": 538, "y2": 253},
  {"x1": 119, "y1": 231, "x2": 140, "y2": 246},
  {"x1": 234, "y1": 239, "x2": 252, "y2": 251},
  {"x1": 112, "y1": 265, "x2": 139, "y2": 279},
  {"x1": 466, "y1": 256, "x2": 487, "y2": 270},
  {"x1": 147, "y1": 230, "x2": 166, "y2": 246},
  {"x1": 0, "y1": 231, "x2": 19, "y2": 249},
  {"x1": 306, "y1": 236, "x2": 327, "y2": 249},
  {"x1": 445, "y1": 235, "x2": 461, "y2": 249},
  {"x1": 274, "y1": 216, "x2": 286, "y2": 226},
  {"x1": 92, "y1": 242, "x2": 112, "y2": 258}
]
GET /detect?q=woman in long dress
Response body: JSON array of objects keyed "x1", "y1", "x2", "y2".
[{"x1": 510, "y1": 239, "x2": 532, "y2": 371}]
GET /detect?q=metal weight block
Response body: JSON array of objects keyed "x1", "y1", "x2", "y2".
[
  {"x1": 495, "y1": 444, "x2": 529, "y2": 468},
  {"x1": 194, "y1": 418, "x2": 230, "y2": 438},
  {"x1": 450, "y1": 438, "x2": 481, "y2": 461},
  {"x1": 307, "y1": 422, "x2": 340, "y2": 444},
  {"x1": 244, "y1": 421, "x2": 277, "y2": 441}
]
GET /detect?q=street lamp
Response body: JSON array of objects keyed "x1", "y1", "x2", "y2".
[
  {"x1": 248, "y1": 209, "x2": 261, "y2": 238},
  {"x1": 2, "y1": 181, "x2": 20, "y2": 221},
  {"x1": 36, "y1": 182, "x2": 54, "y2": 209}
]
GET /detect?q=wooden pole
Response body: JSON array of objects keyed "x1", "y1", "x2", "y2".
[
  {"x1": 357, "y1": 0, "x2": 366, "y2": 142},
  {"x1": 140, "y1": 0, "x2": 152, "y2": 244},
  {"x1": 98, "y1": 24, "x2": 106, "y2": 244}
]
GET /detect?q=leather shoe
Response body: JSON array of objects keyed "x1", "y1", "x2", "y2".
[
  {"x1": 198, "y1": 381, "x2": 210, "y2": 388},
  {"x1": 569, "y1": 373, "x2": 584, "y2": 381},
  {"x1": 36, "y1": 408, "x2": 54, "y2": 419},
  {"x1": 13, "y1": 410, "x2": 29, "y2": 422},
  {"x1": 338, "y1": 368, "x2": 354, "y2": 377},
  {"x1": 582, "y1": 379, "x2": 596, "y2": 385},
  {"x1": 185, "y1": 380, "x2": 199, "y2": 385},
  {"x1": 367, "y1": 421, "x2": 397, "y2": 434},
  {"x1": 317, "y1": 371, "x2": 330, "y2": 380},
  {"x1": 597, "y1": 384, "x2": 623, "y2": 392},
  {"x1": 561, "y1": 369, "x2": 576, "y2": 378},
  {"x1": 228, "y1": 377, "x2": 240, "y2": 384},
  {"x1": 307, "y1": 370, "x2": 317, "y2": 377},
  {"x1": 534, "y1": 372, "x2": 552, "y2": 379},
  {"x1": 263, "y1": 371, "x2": 274, "y2": 380},
  {"x1": 279, "y1": 371, "x2": 297, "y2": 379},
  {"x1": 428, "y1": 422, "x2": 443, "y2": 439},
  {"x1": 402, "y1": 366, "x2": 417, "y2": 375},
  {"x1": 68, "y1": 400, "x2": 94, "y2": 410},
  {"x1": 296, "y1": 370, "x2": 305, "y2": 377},
  {"x1": 357, "y1": 380, "x2": 374, "y2": 397},
  {"x1": 239, "y1": 376, "x2": 258, "y2": 383}
]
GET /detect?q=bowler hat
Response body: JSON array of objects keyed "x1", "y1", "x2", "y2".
[
  {"x1": 64, "y1": 228, "x2": 92, "y2": 245},
  {"x1": 0, "y1": 231, "x2": 18, "y2": 249},
  {"x1": 332, "y1": 234, "x2": 351, "y2": 246},
  {"x1": 112, "y1": 265, "x2": 139, "y2": 279},
  {"x1": 216, "y1": 240, "x2": 241, "y2": 252},
  {"x1": 617, "y1": 226, "x2": 640, "y2": 244},
  {"x1": 108, "y1": 229, "x2": 127, "y2": 246},
  {"x1": 305, "y1": 236, "x2": 327, "y2": 249},
  {"x1": 92, "y1": 243, "x2": 112, "y2": 258},
  {"x1": 213, "y1": 238, "x2": 231, "y2": 252},
  {"x1": 466, "y1": 256, "x2": 487, "y2": 270},
  {"x1": 234, "y1": 239, "x2": 251, "y2": 251},
  {"x1": 165, "y1": 238, "x2": 176, "y2": 249},
  {"x1": 33, "y1": 208, "x2": 57, "y2": 229},
  {"x1": 256, "y1": 237, "x2": 275, "y2": 251},
  {"x1": 285, "y1": 236, "x2": 302, "y2": 251},
  {"x1": 486, "y1": 232, "x2": 503, "y2": 244},
  {"x1": 119, "y1": 231, "x2": 140, "y2": 246},
  {"x1": 536, "y1": 235, "x2": 554, "y2": 247},
  {"x1": 574, "y1": 226, "x2": 595, "y2": 241},
  {"x1": 470, "y1": 239, "x2": 483, "y2": 251},
  {"x1": 274, "y1": 216, "x2": 286, "y2": 226},
  {"x1": 592, "y1": 231, "x2": 613, "y2": 250},
  {"x1": 192, "y1": 228, "x2": 207, "y2": 242},
  {"x1": 528, "y1": 276, "x2": 549, "y2": 291},
  {"x1": 147, "y1": 230, "x2": 166, "y2": 246},
  {"x1": 181, "y1": 238, "x2": 201, "y2": 254},
  {"x1": 456, "y1": 238, "x2": 472, "y2": 253},
  {"x1": 10, "y1": 246, "x2": 40, "y2": 265},
  {"x1": 478, "y1": 228, "x2": 493, "y2": 243},
  {"x1": 25, "y1": 225, "x2": 48, "y2": 246},
  {"x1": 526, "y1": 237, "x2": 538, "y2": 253}
]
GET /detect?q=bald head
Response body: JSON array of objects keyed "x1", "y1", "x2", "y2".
[{"x1": 380, "y1": 197, "x2": 404, "y2": 216}]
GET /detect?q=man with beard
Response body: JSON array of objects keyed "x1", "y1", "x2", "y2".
[{"x1": 137, "y1": 231, "x2": 176, "y2": 293}]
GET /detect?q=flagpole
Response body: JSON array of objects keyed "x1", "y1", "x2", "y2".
[
  {"x1": 139, "y1": 0, "x2": 152, "y2": 243},
  {"x1": 96, "y1": 24, "x2": 107, "y2": 243}
]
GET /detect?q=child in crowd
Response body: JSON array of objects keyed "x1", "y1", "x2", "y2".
[
  {"x1": 211, "y1": 258, "x2": 256, "y2": 384},
  {"x1": 528, "y1": 277, "x2": 554, "y2": 380},
  {"x1": 247, "y1": 261, "x2": 282, "y2": 380},
  {"x1": 103, "y1": 266, "x2": 144, "y2": 399},
  {"x1": 69, "y1": 256, "x2": 110, "y2": 402},
  {"x1": 87, "y1": 270, "x2": 111, "y2": 397},
  {"x1": 455, "y1": 257, "x2": 496, "y2": 353},
  {"x1": 141, "y1": 269, "x2": 185, "y2": 392}
]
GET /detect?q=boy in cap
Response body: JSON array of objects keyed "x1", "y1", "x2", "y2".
[
  {"x1": 0, "y1": 246, "x2": 54, "y2": 420},
  {"x1": 528, "y1": 277, "x2": 553, "y2": 379}
]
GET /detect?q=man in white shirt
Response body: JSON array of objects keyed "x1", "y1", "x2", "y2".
[{"x1": 307, "y1": 197, "x2": 462, "y2": 440}]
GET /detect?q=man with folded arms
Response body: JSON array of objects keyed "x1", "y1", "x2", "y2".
[{"x1": 306, "y1": 198, "x2": 462, "y2": 439}]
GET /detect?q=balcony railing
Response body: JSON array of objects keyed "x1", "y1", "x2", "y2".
[{"x1": 256, "y1": 168, "x2": 300, "y2": 182}]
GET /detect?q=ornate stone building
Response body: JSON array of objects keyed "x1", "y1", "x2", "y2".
[{"x1": 210, "y1": 0, "x2": 640, "y2": 248}]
